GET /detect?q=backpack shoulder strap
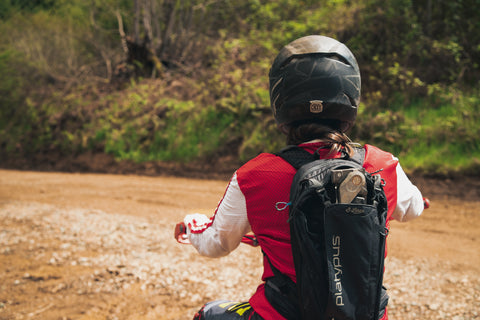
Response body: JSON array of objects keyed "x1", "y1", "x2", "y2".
[
  {"x1": 262, "y1": 250, "x2": 301, "y2": 320},
  {"x1": 350, "y1": 146, "x2": 365, "y2": 166},
  {"x1": 276, "y1": 145, "x2": 317, "y2": 169}
]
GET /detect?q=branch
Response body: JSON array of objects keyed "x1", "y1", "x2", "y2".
[{"x1": 115, "y1": 10, "x2": 129, "y2": 55}]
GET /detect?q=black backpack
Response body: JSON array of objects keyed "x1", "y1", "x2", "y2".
[{"x1": 264, "y1": 146, "x2": 389, "y2": 320}]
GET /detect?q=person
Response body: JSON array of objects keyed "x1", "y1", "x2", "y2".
[{"x1": 174, "y1": 35, "x2": 425, "y2": 320}]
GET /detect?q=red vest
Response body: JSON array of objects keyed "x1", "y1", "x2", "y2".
[{"x1": 236, "y1": 143, "x2": 397, "y2": 320}]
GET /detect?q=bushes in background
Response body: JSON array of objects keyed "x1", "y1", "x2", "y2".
[{"x1": 0, "y1": 0, "x2": 479, "y2": 176}]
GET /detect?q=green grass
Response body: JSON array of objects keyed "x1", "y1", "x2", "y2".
[{"x1": 366, "y1": 89, "x2": 480, "y2": 176}]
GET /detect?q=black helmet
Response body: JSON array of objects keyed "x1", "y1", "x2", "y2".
[{"x1": 269, "y1": 35, "x2": 361, "y2": 132}]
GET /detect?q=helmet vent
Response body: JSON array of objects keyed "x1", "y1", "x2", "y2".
[
  {"x1": 282, "y1": 53, "x2": 350, "y2": 69},
  {"x1": 323, "y1": 53, "x2": 351, "y2": 66},
  {"x1": 279, "y1": 56, "x2": 296, "y2": 69},
  {"x1": 348, "y1": 95, "x2": 357, "y2": 107}
]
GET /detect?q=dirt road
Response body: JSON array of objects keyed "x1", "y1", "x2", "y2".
[{"x1": 0, "y1": 169, "x2": 479, "y2": 319}]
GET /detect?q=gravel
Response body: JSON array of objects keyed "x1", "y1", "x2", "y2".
[{"x1": 1, "y1": 201, "x2": 479, "y2": 319}]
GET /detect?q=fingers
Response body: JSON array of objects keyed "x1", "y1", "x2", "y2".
[{"x1": 174, "y1": 222, "x2": 190, "y2": 244}]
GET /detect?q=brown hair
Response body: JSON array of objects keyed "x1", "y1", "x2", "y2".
[{"x1": 284, "y1": 121, "x2": 356, "y2": 158}]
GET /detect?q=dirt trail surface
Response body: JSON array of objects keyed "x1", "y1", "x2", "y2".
[{"x1": 0, "y1": 169, "x2": 479, "y2": 320}]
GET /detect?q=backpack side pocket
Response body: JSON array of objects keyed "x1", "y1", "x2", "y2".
[{"x1": 323, "y1": 203, "x2": 386, "y2": 320}]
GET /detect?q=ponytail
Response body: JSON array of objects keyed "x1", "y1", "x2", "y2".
[{"x1": 285, "y1": 121, "x2": 356, "y2": 158}]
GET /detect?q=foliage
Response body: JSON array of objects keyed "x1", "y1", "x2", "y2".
[
  {"x1": 346, "y1": 0, "x2": 480, "y2": 105},
  {"x1": 352, "y1": 87, "x2": 480, "y2": 175},
  {"x1": 0, "y1": 0, "x2": 479, "y2": 176},
  {"x1": 0, "y1": 48, "x2": 53, "y2": 156}
]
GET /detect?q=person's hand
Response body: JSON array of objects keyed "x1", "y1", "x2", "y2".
[
  {"x1": 423, "y1": 197, "x2": 430, "y2": 209},
  {"x1": 174, "y1": 222, "x2": 190, "y2": 244}
]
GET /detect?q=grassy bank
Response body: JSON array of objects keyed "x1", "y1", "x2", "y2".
[
  {"x1": 1, "y1": 78, "x2": 478, "y2": 177},
  {"x1": 353, "y1": 89, "x2": 480, "y2": 176}
]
